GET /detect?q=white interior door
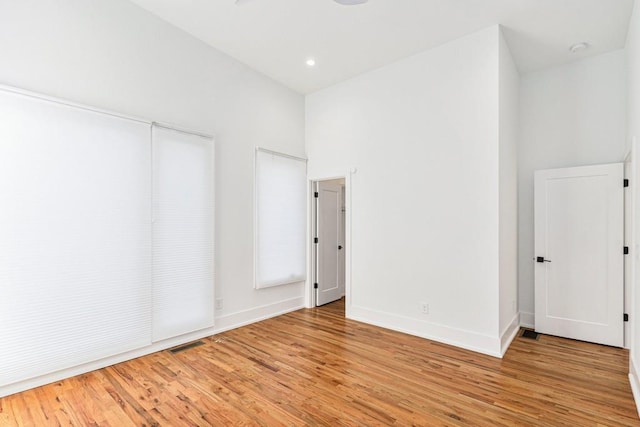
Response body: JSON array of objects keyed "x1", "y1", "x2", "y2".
[
  {"x1": 316, "y1": 181, "x2": 342, "y2": 306},
  {"x1": 534, "y1": 163, "x2": 624, "y2": 347}
]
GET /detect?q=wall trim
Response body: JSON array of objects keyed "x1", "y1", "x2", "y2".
[
  {"x1": 500, "y1": 313, "x2": 520, "y2": 356},
  {"x1": 213, "y1": 297, "x2": 305, "y2": 333},
  {"x1": 520, "y1": 311, "x2": 534, "y2": 328},
  {"x1": 629, "y1": 356, "x2": 640, "y2": 418},
  {"x1": 0, "y1": 296, "x2": 304, "y2": 398},
  {"x1": 0, "y1": 325, "x2": 218, "y2": 398},
  {"x1": 348, "y1": 305, "x2": 502, "y2": 358}
]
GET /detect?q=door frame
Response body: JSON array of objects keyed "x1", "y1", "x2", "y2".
[
  {"x1": 625, "y1": 140, "x2": 638, "y2": 351},
  {"x1": 307, "y1": 173, "x2": 352, "y2": 314}
]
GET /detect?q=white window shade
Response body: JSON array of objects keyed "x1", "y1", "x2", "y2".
[
  {"x1": 152, "y1": 125, "x2": 215, "y2": 342},
  {"x1": 255, "y1": 148, "x2": 307, "y2": 289},
  {"x1": 0, "y1": 89, "x2": 152, "y2": 387}
]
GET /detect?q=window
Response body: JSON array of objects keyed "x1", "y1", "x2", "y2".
[
  {"x1": 255, "y1": 148, "x2": 307, "y2": 289},
  {"x1": 152, "y1": 124, "x2": 215, "y2": 341}
]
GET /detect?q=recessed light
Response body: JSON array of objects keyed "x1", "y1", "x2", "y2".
[
  {"x1": 569, "y1": 42, "x2": 589, "y2": 53},
  {"x1": 306, "y1": 58, "x2": 316, "y2": 67},
  {"x1": 334, "y1": 0, "x2": 369, "y2": 4}
]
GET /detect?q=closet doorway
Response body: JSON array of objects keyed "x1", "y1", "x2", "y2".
[{"x1": 312, "y1": 178, "x2": 346, "y2": 307}]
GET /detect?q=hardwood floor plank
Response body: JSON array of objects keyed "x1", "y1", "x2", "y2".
[{"x1": 1, "y1": 298, "x2": 639, "y2": 426}]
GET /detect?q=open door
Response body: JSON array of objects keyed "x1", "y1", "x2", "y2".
[
  {"x1": 315, "y1": 180, "x2": 345, "y2": 306},
  {"x1": 534, "y1": 163, "x2": 624, "y2": 347}
]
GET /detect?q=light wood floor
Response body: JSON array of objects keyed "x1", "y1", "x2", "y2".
[{"x1": 1, "y1": 298, "x2": 639, "y2": 426}]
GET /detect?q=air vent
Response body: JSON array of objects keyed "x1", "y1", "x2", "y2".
[
  {"x1": 169, "y1": 340, "x2": 205, "y2": 353},
  {"x1": 521, "y1": 330, "x2": 540, "y2": 340}
]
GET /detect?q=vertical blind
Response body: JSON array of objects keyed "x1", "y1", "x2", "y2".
[
  {"x1": 255, "y1": 148, "x2": 307, "y2": 289},
  {"x1": 152, "y1": 125, "x2": 215, "y2": 341},
  {"x1": 0, "y1": 89, "x2": 152, "y2": 387}
]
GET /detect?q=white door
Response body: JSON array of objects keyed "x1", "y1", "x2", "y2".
[
  {"x1": 534, "y1": 163, "x2": 624, "y2": 347},
  {"x1": 316, "y1": 181, "x2": 342, "y2": 306}
]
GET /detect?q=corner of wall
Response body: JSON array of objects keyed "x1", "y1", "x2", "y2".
[
  {"x1": 497, "y1": 21, "x2": 520, "y2": 342},
  {"x1": 519, "y1": 311, "x2": 534, "y2": 329},
  {"x1": 629, "y1": 356, "x2": 640, "y2": 418},
  {"x1": 500, "y1": 313, "x2": 520, "y2": 357}
]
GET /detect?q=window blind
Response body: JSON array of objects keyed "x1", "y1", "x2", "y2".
[
  {"x1": 0, "y1": 89, "x2": 152, "y2": 387},
  {"x1": 152, "y1": 125, "x2": 215, "y2": 342},
  {"x1": 255, "y1": 148, "x2": 307, "y2": 289}
]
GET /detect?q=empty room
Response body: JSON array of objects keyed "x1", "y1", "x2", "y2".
[{"x1": 3, "y1": 0, "x2": 640, "y2": 425}]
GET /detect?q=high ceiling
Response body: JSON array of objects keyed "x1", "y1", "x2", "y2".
[{"x1": 128, "y1": 0, "x2": 634, "y2": 94}]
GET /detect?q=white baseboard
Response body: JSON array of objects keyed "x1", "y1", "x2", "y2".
[
  {"x1": 213, "y1": 297, "x2": 305, "y2": 333},
  {"x1": 500, "y1": 313, "x2": 520, "y2": 356},
  {"x1": 0, "y1": 297, "x2": 304, "y2": 398},
  {"x1": 520, "y1": 311, "x2": 534, "y2": 329},
  {"x1": 629, "y1": 356, "x2": 640, "y2": 418},
  {"x1": 0, "y1": 326, "x2": 219, "y2": 398},
  {"x1": 348, "y1": 305, "x2": 503, "y2": 358}
]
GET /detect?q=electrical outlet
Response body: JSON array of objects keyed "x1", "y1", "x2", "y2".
[
  {"x1": 215, "y1": 299, "x2": 223, "y2": 310},
  {"x1": 420, "y1": 302, "x2": 429, "y2": 314}
]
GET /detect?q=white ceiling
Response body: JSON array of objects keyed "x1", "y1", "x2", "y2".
[{"x1": 128, "y1": 0, "x2": 634, "y2": 94}]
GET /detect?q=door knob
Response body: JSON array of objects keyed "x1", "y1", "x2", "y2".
[
  {"x1": 535, "y1": 256, "x2": 551, "y2": 263},
  {"x1": 338, "y1": 245, "x2": 343, "y2": 250}
]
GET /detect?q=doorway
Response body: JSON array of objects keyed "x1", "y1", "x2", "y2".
[{"x1": 312, "y1": 178, "x2": 346, "y2": 308}]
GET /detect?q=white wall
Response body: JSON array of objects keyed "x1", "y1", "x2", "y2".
[
  {"x1": 626, "y1": 0, "x2": 640, "y2": 413},
  {"x1": 629, "y1": 2, "x2": 640, "y2": 151},
  {"x1": 0, "y1": 0, "x2": 306, "y2": 332},
  {"x1": 307, "y1": 26, "x2": 510, "y2": 356},
  {"x1": 498, "y1": 30, "x2": 520, "y2": 344},
  {"x1": 517, "y1": 50, "x2": 627, "y2": 327}
]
